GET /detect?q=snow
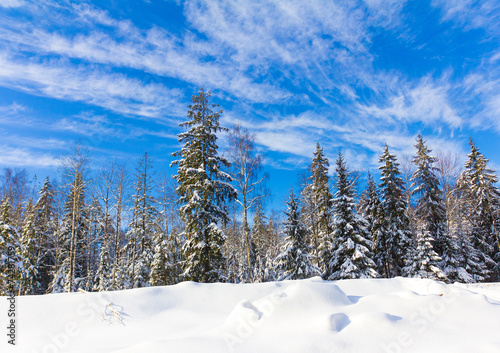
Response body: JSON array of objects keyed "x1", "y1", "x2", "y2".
[{"x1": 2, "y1": 277, "x2": 500, "y2": 353}]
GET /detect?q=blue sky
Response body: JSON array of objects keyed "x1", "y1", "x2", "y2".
[{"x1": 0, "y1": 0, "x2": 499, "y2": 209}]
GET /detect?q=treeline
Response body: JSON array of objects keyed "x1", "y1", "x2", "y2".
[{"x1": 1, "y1": 88, "x2": 499, "y2": 296}]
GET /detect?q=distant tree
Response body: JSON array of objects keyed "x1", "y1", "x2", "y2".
[
  {"x1": 0, "y1": 198, "x2": 23, "y2": 296},
  {"x1": 125, "y1": 152, "x2": 158, "y2": 288},
  {"x1": 358, "y1": 173, "x2": 384, "y2": 252},
  {"x1": 302, "y1": 143, "x2": 332, "y2": 270},
  {"x1": 18, "y1": 200, "x2": 39, "y2": 295},
  {"x1": 456, "y1": 139, "x2": 500, "y2": 281},
  {"x1": 403, "y1": 231, "x2": 446, "y2": 280},
  {"x1": 226, "y1": 124, "x2": 267, "y2": 283},
  {"x1": 377, "y1": 145, "x2": 414, "y2": 278},
  {"x1": 93, "y1": 239, "x2": 112, "y2": 291},
  {"x1": 111, "y1": 164, "x2": 128, "y2": 290},
  {"x1": 411, "y1": 135, "x2": 448, "y2": 258},
  {"x1": 322, "y1": 152, "x2": 378, "y2": 280},
  {"x1": 56, "y1": 143, "x2": 90, "y2": 293},
  {"x1": 172, "y1": 88, "x2": 237, "y2": 283},
  {"x1": 34, "y1": 177, "x2": 57, "y2": 293},
  {"x1": 274, "y1": 189, "x2": 320, "y2": 281}
]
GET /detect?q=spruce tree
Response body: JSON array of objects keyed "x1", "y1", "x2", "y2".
[
  {"x1": 302, "y1": 143, "x2": 332, "y2": 269},
  {"x1": 403, "y1": 231, "x2": 446, "y2": 280},
  {"x1": 0, "y1": 199, "x2": 23, "y2": 296},
  {"x1": 456, "y1": 139, "x2": 499, "y2": 281},
  {"x1": 377, "y1": 145, "x2": 414, "y2": 278},
  {"x1": 358, "y1": 173, "x2": 384, "y2": 252},
  {"x1": 51, "y1": 172, "x2": 87, "y2": 293},
  {"x1": 251, "y1": 202, "x2": 270, "y2": 282},
  {"x1": 411, "y1": 135, "x2": 449, "y2": 266},
  {"x1": 323, "y1": 152, "x2": 378, "y2": 280},
  {"x1": 94, "y1": 239, "x2": 112, "y2": 291},
  {"x1": 171, "y1": 88, "x2": 237, "y2": 283},
  {"x1": 274, "y1": 190, "x2": 320, "y2": 281},
  {"x1": 34, "y1": 177, "x2": 57, "y2": 293},
  {"x1": 18, "y1": 200, "x2": 39, "y2": 295},
  {"x1": 125, "y1": 152, "x2": 158, "y2": 288}
]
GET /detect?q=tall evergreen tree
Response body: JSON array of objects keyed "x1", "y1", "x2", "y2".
[
  {"x1": 125, "y1": 152, "x2": 158, "y2": 288},
  {"x1": 34, "y1": 177, "x2": 57, "y2": 293},
  {"x1": 403, "y1": 231, "x2": 446, "y2": 280},
  {"x1": 0, "y1": 198, "x2": 23, "y2": 296},
  {"x1": 377, "y1": 145, "x2": 414, "y2": 278},
  {"x1": 274, "y1": 190, "x2": 320, "y2": 281},
  {"x1": 18, "y1": 200, "x2": 39, "y2": 295},
  {"x1": 411, "y1": 135, "x2": 449, "y2": 262},
  {"x1": 322, "y1": 152, "x2": 378, "y2": 280},
  {"x1": 358, "y1": 173, "x2": 384, "y2": 252},
  {"x1": 172, "y1": 88, "x2": 237, "y2": 283},
  {"x1": 302, "y1": 143, "x2": 332, "y2": 269},
  {"x1": 93, "y1": 239, "x2": 112, "y2": 291},
  {"x1": 51, "y1": 172, "x2": 87, "y2": 293},
  {"x1": 456, "y1": 139, "x2": 500, "y2": 281}
]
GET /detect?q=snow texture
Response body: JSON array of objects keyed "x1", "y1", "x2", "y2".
[{"x1": 1, "y1": 277, "x2": 499, "y2": 353}]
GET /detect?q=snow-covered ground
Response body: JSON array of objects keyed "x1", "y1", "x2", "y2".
[{"x1": 2, "y1": 277, "x2": 500, "y2": 353}]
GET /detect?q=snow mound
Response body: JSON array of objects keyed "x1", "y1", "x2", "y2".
[{"x1": 2, "y1": 277, "x2": 500, "y2": 353}]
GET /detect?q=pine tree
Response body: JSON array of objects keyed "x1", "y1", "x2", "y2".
[
  {"x1": 171, "y1": 88, "x2": 237, "y2": 283},
  {"x1": 18, "y1": 200, "x2": 39, "y2": 295},
  {"x1": 411, "y1": 136, "x2": 450, "y2": 268},
  {"x1": 322, "y1": 152, "x2": 378, "y2": 280},
  {"x1": 0, "y1": 198, "x2": 23, "y2": 295},
  {"x1": 34, "y1": 177, "x2": 57, "y2": 294},
  {"x1": 302, "y1": 143, "x2": 332, "y2": 270},
  {"x1": 274, "y1": 190, "x2": 320, "y2": 281},
  {"x1": 358, "y1": 173, "x2": 384, "y2": 252},
  {"x1": 125, "y1": 152, "x2": 158, "y2": 288},
  {"x1": 94, "y1": 239, "x2": 112, "y2": 291},
  {"x1": 456, "y1": 139, "x2": 500, "y2": 281},
  {"x1": 403, "y1": 231, "x2": 446, "y2": 280},
  {"x1": 251, "y1": 202, "x2": 270, "y2": 282},
  {"x1": 51, "y1": 172, "x2": 87, "y2": 293},
  {"x1": 377, "y1": 145, "x2": 414, "y2": 278}
]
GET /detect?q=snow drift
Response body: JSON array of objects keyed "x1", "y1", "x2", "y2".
[{"x1": 1, "y1": 277, "x2": 500, "y2": 353}]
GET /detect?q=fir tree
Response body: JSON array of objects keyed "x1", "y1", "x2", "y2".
[
  {"x1": 302, "y1": 143, "x2": 332, "y2": 269},
  {"x1": 274, "y1": 190, "x2": 320, "y2": 281},
  {"x1": 0, "y1": 199, "x2": 23, "y2": 296},
  {"x1": 51, "y1": 172, "x2": 87, "y2": 293},
  {"x1": 34, "y1": 177, "x2": 57, "y2": 293},
  {"x1": 411, "y1": 135, "x2": 449, "y2": 265},
  {"x1": 323, "y1": 152, "x2": 378, "y2": 280},
  {"x1": 358, "y1": 173, "x2": 384, "y2": 251},
  {"x1": 94, "y1": 239, "x2": 112, "y2": 292},
  {"x1": 456, "y1": 139, "x2": 500, "y2": 281},
  {"x1": 172, "y1": 88, "x2": 237, "y2": 283},
  {"x1": 251, "y1": 202, "x2": 270, "y2": 282},
  {"x1": 377, "y1": 145, "x2": 414, "y2": 278},
  {"x1": 18, "y1": 200, "x2": 39, "y2": 295},
  {"x1": 125, "y1": 152, "x2": 158, "y2": 288},
  {"x1": 403, "y1": 231, "x2": 446, "y2": 280}
]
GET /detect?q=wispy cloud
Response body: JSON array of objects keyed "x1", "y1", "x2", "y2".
[
  {"x1": 0, "y1": 53, "x2": 185, "y2": 119},
  {"x1": 0, "y1": 0, "x2": 24, "y2": 8},
  {"x1": 0, "y1": 145, "x2": 59, "y2": 167},
  {"x1": 357, "y1": 77, "x2": 462, "y2": 128}
]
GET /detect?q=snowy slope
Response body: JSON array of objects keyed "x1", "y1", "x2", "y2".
[{"x1": 1, "y1": 277, "x2": 500, "y2": 353}]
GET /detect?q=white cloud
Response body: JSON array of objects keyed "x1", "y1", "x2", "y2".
[
  {"x1": 0, "y1": 0, "x2": 24, "y2": 8},
  {"x1": 0, "y1": 53, "x2": 185, "y2": 119},
  {"x1": 0, "y1": 145, "x2": 59, "y2": 167},
  {"x1": 357, "y1": 78, "x2": 462, "y2": 128},
  {"x1": 432, "y1": 0, "x2": 500, "y2": 34}
]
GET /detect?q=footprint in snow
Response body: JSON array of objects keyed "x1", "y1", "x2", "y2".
[{"x1": 329, "y1": 313, "x2": 350, "y2": 332}]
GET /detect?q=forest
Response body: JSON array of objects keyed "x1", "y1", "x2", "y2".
[{"x1": 1, "y1": 88, "x2": 499, "y2": 296}]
